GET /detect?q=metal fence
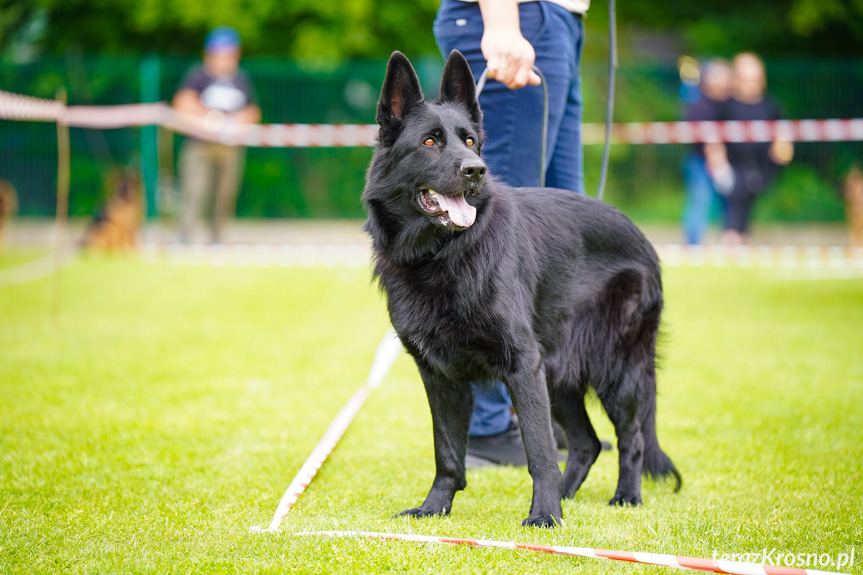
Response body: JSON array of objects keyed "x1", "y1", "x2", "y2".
[{"x1": 1, "y1": 55, "x2": 861, "y2": 222}]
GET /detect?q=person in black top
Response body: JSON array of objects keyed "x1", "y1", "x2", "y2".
[
  {"x1": 173, "y1": 26, "x2": 260, "y2": 244},
  {"x1": 682, "y1": 58, "x2": 731, "y2": 245},
  {"x1": 706, "y1": 52, "x2": 793, "y2": 246}
]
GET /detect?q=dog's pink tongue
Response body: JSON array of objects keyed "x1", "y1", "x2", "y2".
[{"x1": 436, "y1": 193, "x2": 477, "y2": 228}]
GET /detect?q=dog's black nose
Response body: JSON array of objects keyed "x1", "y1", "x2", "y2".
[{"x1": 461, "y1": 158, "x2": 486, "y2": 182}]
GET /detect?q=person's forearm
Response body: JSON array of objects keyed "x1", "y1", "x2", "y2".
[
  {"x1": 172, "y1": 89, "x2": 208, "y2": 115},
  {"x1": 477, "y1": 0, "x2": 541, "y2": 89},
  {"x1": 231, "y1": 105, "x2": 261, "y2": 124},
  {"x1": 478, "y1": 0, "x2": 521, "y2": 32}
]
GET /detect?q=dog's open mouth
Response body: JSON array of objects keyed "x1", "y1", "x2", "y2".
[{"x1": 418, "y1": 189, "x2": 477, "y2": 229}]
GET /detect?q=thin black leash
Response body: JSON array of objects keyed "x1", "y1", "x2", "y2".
[
  {"x1": 598, "y1": 0, "x2": 618, "y2": 201},
  {"x1": 475, "y1": 66, "x2": 548, "y2": 188},
  {"x1": 474, "y1": 0, "x2": 617, "y2": 200}
]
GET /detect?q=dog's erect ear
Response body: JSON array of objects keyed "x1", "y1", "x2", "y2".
[
  {"x1": 377, "y1": 51, "x2": 424, "y2": 139},
  {"x1": 440, "y1": 50, "x2": 481, "y2": 125}
]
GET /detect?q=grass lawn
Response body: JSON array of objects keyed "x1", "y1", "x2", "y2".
[
  {"x1": 1, "y1": 254, "x2": 861, "y2": 574},
  {"x1": 0, "y1": 249, "x2": 51, "y2": 271}
]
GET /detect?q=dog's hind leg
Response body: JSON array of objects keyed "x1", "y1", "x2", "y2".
[
  {"x1": 599, "y1": 379, "x2": 645, "y2": 506},
  {"x1": 399, "y1": 365, "x2": 472, "y2": 519},
  {"x1": 550, "y1": 387, "x2": 601, "y2": 499},
  {"x1": 505, "y1": 359, "x2": 564, "y2": 527}
]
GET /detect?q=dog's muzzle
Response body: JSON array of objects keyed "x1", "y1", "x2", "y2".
[{"x1": 461, "y1": 158, "x2": 486, "y2": 196}]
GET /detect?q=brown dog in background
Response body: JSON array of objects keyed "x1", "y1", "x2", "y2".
[
  {"x1": 844, "y1": 166, "x2": 863, "y2": 247},
  {"x1": 83, "y1": 170, "x2": 143, "y2": 251},
  {"x1": 0, "y1": 180, "x2": 18, "y2": 250}
]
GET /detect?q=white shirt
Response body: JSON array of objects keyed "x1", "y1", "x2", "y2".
[{"x1": 460, "y1": 0, "x2": 589, "y2": 16}]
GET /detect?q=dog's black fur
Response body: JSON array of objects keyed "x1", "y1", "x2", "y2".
[{"x1": 363, "y1": 51, "x2": 681, "y2": 527}]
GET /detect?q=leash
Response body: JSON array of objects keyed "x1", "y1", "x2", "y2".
[
  {"x1": 597, "y1": 0, "x2": 617, "y2": 201},
  {"x1": 473, "y1": 0, "x2": 616, "y2": 199},
  {"x1": 475, "y1": 66, "x2": 549, "y2": 188}
]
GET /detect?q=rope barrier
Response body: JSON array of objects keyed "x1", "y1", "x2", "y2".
[
  {"x1": 292, "y1": 531, "x2": 851, "y2": 575},
  {"x1": 4, "y1": 88, "x2": 855, "y2": 572},
  {"x1": 3, "y1": 89, "x2": 863, "y2": 147},
  {"x1": 137, "y1": 243, "x2": 863, "y2": 270},
  {"x1": 249, "y1": 329, "x2": 403, "y2": 533}
]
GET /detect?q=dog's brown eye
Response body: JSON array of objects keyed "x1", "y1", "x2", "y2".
[
  {"x1": 466, "y1": 137, "x2": 475, "y2": 147},
  {"x1": 423, "y1": 137, "x2": 435, "y2": 146}
]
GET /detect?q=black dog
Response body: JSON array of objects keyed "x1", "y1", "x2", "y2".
[{"x1": 363, "y1": 50, "x2": 680, "y2": 527}]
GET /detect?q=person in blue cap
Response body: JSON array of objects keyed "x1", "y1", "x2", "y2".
[{"x1": 173, "y1": 26, "x2": 260, "y2": 244}]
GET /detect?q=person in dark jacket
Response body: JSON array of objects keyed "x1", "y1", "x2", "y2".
[
  {"x1": 706, "y1": 52, "x2": 793, "y2": 246},
  {"x1": 173, "y1": 27, "x2": 261, "y2": 244}
]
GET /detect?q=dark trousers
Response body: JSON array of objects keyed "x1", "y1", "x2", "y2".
[{"x1": 179, "y1": 140, "x2": 245, "y2": 243}]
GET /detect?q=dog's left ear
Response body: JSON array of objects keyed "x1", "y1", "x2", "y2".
[
  {"x1": 440, "y1": 50, "x2": 482, "y2": 126},
  {"x1": 377, "y1": 51, "x2": 424, "y2": 145}
]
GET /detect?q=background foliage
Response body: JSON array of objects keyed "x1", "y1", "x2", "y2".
[
  {"x1": 3, "y1": 0, "x2": 863, "y2": 60},
  {"x1": 1, "y1": 1, "x2": 861, "y2": 224}
]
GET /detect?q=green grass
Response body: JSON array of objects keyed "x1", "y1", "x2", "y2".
[
  {"x1": 0, "y1": 249, "x2": 50, "y2": 271},
  {"x1": 1, "y1": 255, "x2": 861, "y2": 574}
]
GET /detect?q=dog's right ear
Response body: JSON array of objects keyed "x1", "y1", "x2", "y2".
[
  {"x1": 377, "y1": 51, "x2": 424, "y2": 146},
  {"x1": 440, "y1": 50, "x2": 481, "y2": 125}
]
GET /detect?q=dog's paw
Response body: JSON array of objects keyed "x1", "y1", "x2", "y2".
[
  {"x1": 521, "y1": 513, "x2": 563, "y2": 528},
  {"x1": 608, "y1": 493, "x2": 642, "y2": 507},
  {"x1": 396, "y1": 505, "x2": 449, "y2": 519}
]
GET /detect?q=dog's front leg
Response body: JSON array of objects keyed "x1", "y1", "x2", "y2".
[
  {"x1": 398, "y1": 366, "x2": 472, "y2": 518},
  {"x1": 505, "y1": 361, "x2": 563, "y2": 527}
]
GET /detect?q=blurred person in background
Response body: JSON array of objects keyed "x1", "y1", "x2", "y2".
[
  {"x1": 173, "y1": 26, "x2": 260, "y2": 245},
  {"x1": 681, "y1": 58, "x2": 731, "y2": 245},
  {"x1": 705, "y1": 52, "x2": 793, "y2": 247},
  {"x1": 434, "y1": 0, "x2": 588, "y2": 467}
]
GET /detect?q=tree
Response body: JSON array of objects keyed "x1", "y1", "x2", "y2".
[{"x1": 0, "y1": 0, "x2": 441, "y2": 60}]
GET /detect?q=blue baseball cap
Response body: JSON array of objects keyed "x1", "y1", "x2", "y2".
[{"x1": 205, "y1": 26, "x2": 241, "y2": 52}]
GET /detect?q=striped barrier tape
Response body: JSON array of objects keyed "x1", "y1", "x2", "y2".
[
  {"x1": 245, "y1": 319, "x2": 854, "y2": 575},
  {"x1": 141, "y1": 243, "x2": 863, "y2": 270},
  {"x1": 653, "y1": 244, "x2": 863, "y2": 269},
  {"x1": 236, "y1": 265, "x2": 855, "y2": 572},
  {"x1": 292, "y1": 531, "x2": 851, "y2": 575},
  {"x1": 582, "y1": 118, "x2": 863, "y2": 146},
  {"x1": 249, "y1": 329, "x2": 403, "y2": 533},
  {"x1": 3, "y1": 89, "x2": 863, "y2": 147}
]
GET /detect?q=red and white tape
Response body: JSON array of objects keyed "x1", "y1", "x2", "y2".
[
  {"x1": 0, "y1": 89, "x2": 378, "y2": 147},
  {"x1": 248, "y1": 324, "x2": 853, "y2": 574},
  {"x1": 3, "y1": 89, "x2": 863, "y2": 147},
  {"x1": 654, "y1": 244, "x2": 863, "y2": 269},
  {"x1": 141, "y1": 243, "x2": 863, "y2": 271},
  {"x1": 292, "y1": 531, "x2": 851, "y2": 575},
  {"x1": 249, "y1": 329, "x2": 403, "y2": 533},
  {"x1": 581, "y1": 119, "x2": 863, "y2": 146}
]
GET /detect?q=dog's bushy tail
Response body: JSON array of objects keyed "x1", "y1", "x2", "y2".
[{"x1": 641, "y1": 398, "x2": 682, "y2": 492}]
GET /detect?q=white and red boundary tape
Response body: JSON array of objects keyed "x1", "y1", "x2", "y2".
[
  {"x1": 292, "y1": 531, "x2": 851, "y2": 575},
  {"x1": 3, "y1": 89, "x2": 863, "y2": 147},
  {"x1": 140, "y1": 243, "x2": 863, "y2": 270},
  {"x1": 653, "y1": 244, "x2": 863, "y2": 269},
  {"x1": 248, "y1": 326, "x2": 852, "y2": 575},
  {"x1": 249, "y1": 329, "x2": 403, "y2": 533}
]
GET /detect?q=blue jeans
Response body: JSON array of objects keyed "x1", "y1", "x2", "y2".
[
  {"x1": 434, "y1": 0, "x2": 586, "y2": 436},
  {"x1": 682, "y1": 154, "x2": 719, "y2": 245}
]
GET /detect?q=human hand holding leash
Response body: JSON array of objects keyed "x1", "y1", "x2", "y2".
[{"x1": 478, "y1": 0, "x2": 542, "y2": 89}]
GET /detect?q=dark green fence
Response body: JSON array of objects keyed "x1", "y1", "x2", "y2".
[{"x1": 1, "y1": 55, "x2": 861, "y2": 222}]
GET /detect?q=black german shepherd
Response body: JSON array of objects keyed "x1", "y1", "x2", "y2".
[{"x1": 363, "y1": 50, "x2": 680, "y2": 527}]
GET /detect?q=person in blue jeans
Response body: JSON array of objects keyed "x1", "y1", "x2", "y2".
[
  {"x1": 434, "y1": 0, "x2": 588, "y2": 467},
  {"x1": 681, "y1": 59, "x2": 732, "y2": 245}
]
